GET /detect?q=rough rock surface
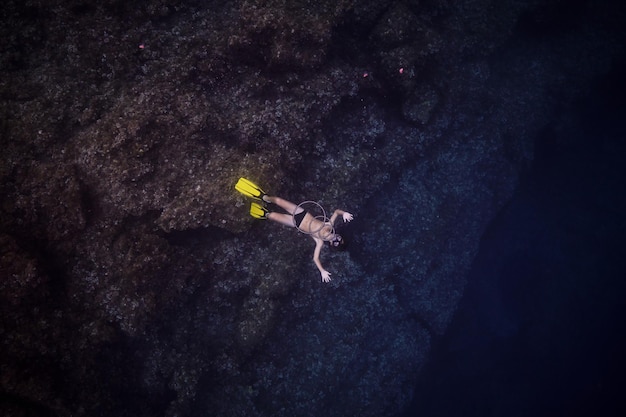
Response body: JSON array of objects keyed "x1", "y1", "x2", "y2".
[{"x1": 1, "y1": 0, "x2": 624, "y2": 416}]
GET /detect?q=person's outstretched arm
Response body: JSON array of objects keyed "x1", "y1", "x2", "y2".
[
  {"x1": 329, "y1": 209, "x2": 354, "y2": 224},
  {"x1": 312, "y1": 238, "x2": 331, "y2": 282}
]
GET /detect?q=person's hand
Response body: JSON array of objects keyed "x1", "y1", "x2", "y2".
[
  {"x1": 321, "y1": 270, "x2": 332, "y2": 282},
  {"x1": 342, "y1": 212, "x2": 354, "y2": 222}
]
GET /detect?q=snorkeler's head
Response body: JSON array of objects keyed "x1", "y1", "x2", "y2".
[{"x1": 328, "y1": 234, "x2": 346, "y2": 250}]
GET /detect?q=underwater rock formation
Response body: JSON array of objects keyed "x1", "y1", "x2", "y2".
[{"x1": 1, "y1": 0, "x2": 624, "y2": 416}]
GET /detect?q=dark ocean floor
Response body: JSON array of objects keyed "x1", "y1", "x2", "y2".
[{"x1": 402, "y1": 61, "x2": 626, "y2": 416}]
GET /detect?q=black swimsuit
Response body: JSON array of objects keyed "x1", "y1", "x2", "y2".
[{"x1": 293, "y1": 210, "x2": 307, "y2": 227}]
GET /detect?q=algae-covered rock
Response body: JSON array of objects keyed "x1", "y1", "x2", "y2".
[{"x1": 1, "y1": 0, "x2": 624, "y2": 416}]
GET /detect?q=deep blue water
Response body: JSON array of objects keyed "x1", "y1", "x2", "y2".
[{"x1": 402, "y1": 61, "x2": 626, "y2": 416}]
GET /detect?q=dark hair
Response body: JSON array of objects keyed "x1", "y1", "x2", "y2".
[{"x1": 328, "y1": 234, "x2": 347, "y2": 251}]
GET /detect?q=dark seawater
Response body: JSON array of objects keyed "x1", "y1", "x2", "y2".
[{"x1": 401, "y1": 60, "x2": 626, "y2": 416}]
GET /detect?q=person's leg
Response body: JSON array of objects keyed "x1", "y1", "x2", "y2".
[
  {"x1": 264, "y1": 196, "x2": 303, "y2": 215},
  {"x1": 267, "y1": 212, "x2": 296, "y2": 227}
]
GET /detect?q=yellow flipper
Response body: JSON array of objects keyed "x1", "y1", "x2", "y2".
[
  {"x1": 235, "y1": 177, "x2": 265, "y2": 200},
  {"x1": 249, "y1": 202, "x2": 269, "y2": 219}
]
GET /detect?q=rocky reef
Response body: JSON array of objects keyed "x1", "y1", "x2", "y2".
[{"x1": 1, "y1": 0, "x2": 624, "y2": 416}]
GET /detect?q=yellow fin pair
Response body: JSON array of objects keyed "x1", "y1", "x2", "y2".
[{"x1": 235, "y1": 177, "x2": 268, "y2": 219}]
